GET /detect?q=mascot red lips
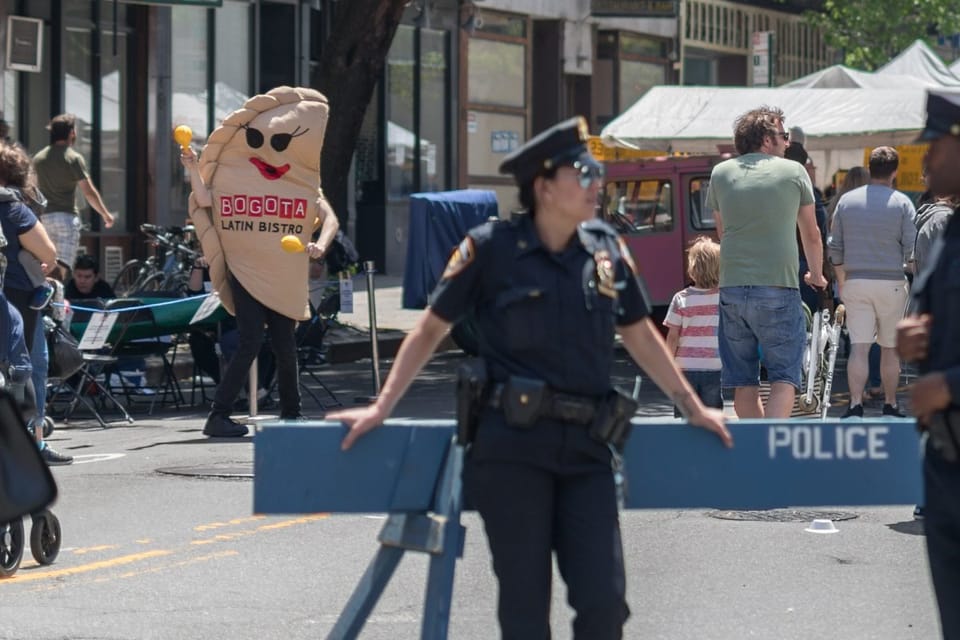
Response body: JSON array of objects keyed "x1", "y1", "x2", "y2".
[{"x1": 249, "y1": 157, "x2": 291, "y2": 180}]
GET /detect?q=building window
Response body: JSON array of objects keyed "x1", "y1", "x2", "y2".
[
  {"x1": 215, "y1": 0, "x2": 252, "y2": 116},
  {"x1": 386, "y1": 25, "x2": 450, "y2": 200},
  {"x1": 461, "y1": 9, "x2": 529, "y2": 211}
]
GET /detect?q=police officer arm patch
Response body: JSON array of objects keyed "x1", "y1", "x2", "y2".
[{"x1": 442, "y1": 237, "x2": 476, "y2": 279}]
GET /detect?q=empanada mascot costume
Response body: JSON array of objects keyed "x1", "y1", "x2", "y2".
[{"x1": 180, "y1": 86, "x2": 339, "y2": 437}]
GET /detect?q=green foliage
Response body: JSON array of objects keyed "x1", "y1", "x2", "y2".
[{"x1": 805, "y1": 0, "x2": 960, "y2": 70}]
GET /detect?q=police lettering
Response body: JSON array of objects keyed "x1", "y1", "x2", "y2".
[
  {"x1": 768, "y1": 425, "x2": 889, "y2": 460},
  {"x1": 220, "y1": 195, "x2": 307, "y2": 219}
]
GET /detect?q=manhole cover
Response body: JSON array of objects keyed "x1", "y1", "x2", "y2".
[
  {"x1": 707, "y1": 509, "x2": 859, "y2": 522},
  {"x1": 157, "y1": 464, "x2": 253, "y2": 479}
]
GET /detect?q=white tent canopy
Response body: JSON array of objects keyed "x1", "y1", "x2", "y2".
[
  {"x1": 877, "y1": 40, "x2": 960, "y2": 87},
  {"x1": 599, "y1": 86, "x2": 927, "y2": 153},
  {"x1": 783, "y1": 64, "x2": 937, "y2": 89}
]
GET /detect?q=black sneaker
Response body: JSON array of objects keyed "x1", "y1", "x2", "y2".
[
  {"x1": 841, "y1": 404, "x2": 864, "y2": 419},
  {"x1": 202, "y1": 413, "x2": 249, "y2": 437},
  {"x1": 280, "y1": 414, "x2": 308, "y2": 422},
  {"x1": 41, "y1": 446, "x2": 74, "y2": 466},
  {"x1": 882, "y1": 404, "x2": 906, "y2": 417},
  {"x1": 28, "y1": 283, "x2": 55, "y2": 311},
  {"x1": 913, "y1": 505, "x2": 925, "y2": 520}
]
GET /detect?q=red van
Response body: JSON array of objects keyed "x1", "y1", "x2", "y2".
[{"x1": 599, "y1": 155, "x2": 727, "y2": 311}]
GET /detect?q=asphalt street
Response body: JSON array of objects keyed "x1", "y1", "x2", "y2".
[
  {"x1": 0, "y1": 277, "x2": 935, "y2": 638},
  {"x1": 0, "y1": 341, "x2": 939, "y2": 639}
]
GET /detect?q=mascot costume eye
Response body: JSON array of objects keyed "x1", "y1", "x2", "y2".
[{"x1": 188, "y1": 86, "x2": 330, "y2": 321}]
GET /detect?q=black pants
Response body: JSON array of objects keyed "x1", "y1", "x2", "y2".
[
  {"x1": 4, "y1": 287, "x2": 38, "y2": 353},
  {"x1": 924, "y1": 441, "x2": 960, "y2": 639},
  {"x1": 211, "y1": 276, "x2": 299, "y2": 417},
  {"x1": 464, "y1": 457, "x2": 629, "y2": 639}
]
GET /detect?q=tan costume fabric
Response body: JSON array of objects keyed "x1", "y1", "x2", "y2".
[{"x1": 189, "y1": 86, "x2": 330, "y2": 320}]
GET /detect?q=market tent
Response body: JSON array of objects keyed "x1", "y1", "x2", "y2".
[
  {"x1": 599, "y1": 86, "x2": 928, "y2": 153},
  {"x1": 951, "y1": 57, "x2": 960, "y2": 76},
  {"x1": 877, "y1": 39, "x2": 960, "y2": 87},
  {"x1": 783, "y1": 64, "x2": 933, "y2": 89}
]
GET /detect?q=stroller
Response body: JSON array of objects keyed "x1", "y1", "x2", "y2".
[
  {"x1": 796, "y1": 304, "x2": 846, "y2": 418},
  {"x1": 0, "y1": 293, "x2": 62, "y2": 577}
]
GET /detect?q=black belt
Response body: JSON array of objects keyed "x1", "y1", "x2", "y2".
[{"x1": 486, "y1": 383, "x2": 597, "y2": 425}]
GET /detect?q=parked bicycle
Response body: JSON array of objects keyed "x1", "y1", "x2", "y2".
[{"x1": 112, "y1": 223, "x2": 200, "y2": 297}]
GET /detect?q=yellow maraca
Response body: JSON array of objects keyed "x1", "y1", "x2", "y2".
[
  {"x1": 173, "y1": 125, "x2": 193, "y2": 152},
  {"x1": 280, "y1": 235, "x2": 305, "y2": 253}
]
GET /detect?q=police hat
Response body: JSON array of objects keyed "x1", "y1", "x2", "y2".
[
  {"x1": 499, "y1": 116, "x2": 592, "y2": 185},
  {"x1": 917, "y1": 89, "x2": 960, "y2": 141}
]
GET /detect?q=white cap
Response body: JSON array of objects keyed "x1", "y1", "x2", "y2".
[{"x1": 789, "y1": 126, "x2": 806, "y2": 146}]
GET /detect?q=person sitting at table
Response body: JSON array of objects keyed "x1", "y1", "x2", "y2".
[{"x1": 64, "y1": 254, "x2": 115, "y2": 301}]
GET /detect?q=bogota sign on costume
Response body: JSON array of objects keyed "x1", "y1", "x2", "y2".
[{"x1": 188, "y1": 86, "x2": 333, "y2": 321}]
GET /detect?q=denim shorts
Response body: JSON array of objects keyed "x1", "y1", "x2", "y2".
[
  {"x1": 675, "y1": 369, "x2": 723, "y2": 418},
  {"x1": 718, "y1": 286, "x2": 804, "y2": 389}
]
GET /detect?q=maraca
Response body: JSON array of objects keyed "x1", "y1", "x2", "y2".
[
  {"x1": 280, "y1": 235, "x2": 305, "y2": 253},
  {"x1": 173, "y1": 125, "x2": 193, "y2": 152}
]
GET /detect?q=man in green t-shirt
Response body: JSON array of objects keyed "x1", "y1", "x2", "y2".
[
  {"x1": 706, "y1": 106, "x2": 827, "y2": 419},
  {"x1": 32, "y1": 114, "x2": 114, "y2": 276}
]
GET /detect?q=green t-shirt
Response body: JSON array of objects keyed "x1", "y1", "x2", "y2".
[
  {"x1": 33, "y1": 144, "x2": 89, "y2": 215},
  {"x1": 706, "y1": 153, "x2": 814, "y2": 288}
]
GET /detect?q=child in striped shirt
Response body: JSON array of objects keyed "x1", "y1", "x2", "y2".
[{"x1": 664, "y1": 236, "x2": 722, "y2": 417}]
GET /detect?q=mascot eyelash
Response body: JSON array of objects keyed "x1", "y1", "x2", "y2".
[{"x1": 241, "y1": 123, "x2": 311, "y2": 152}]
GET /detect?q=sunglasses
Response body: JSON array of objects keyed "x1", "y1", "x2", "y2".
[
  {"x1": 567, "y1": 159, "x2": 605, "y2": 188},
  {"x1": 777, "y1": 131, "x2": 790, "y2": 142}
]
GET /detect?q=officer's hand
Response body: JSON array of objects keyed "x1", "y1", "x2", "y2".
[
  {"x1": 688, "y1": 407, "x2": 733, "y2": 448},
  {"x1": 910, "y1": 372, "x2": 951, "y2": 426},
  {"x1": 803, "y1": 271, "x2": 828, "y2": 290},
  {"x1": 896, "y1": 314, "x2": 931, "y2": 362},
  {"x1": 329, "y1": 404, "x2": 388, "y2": 451}
]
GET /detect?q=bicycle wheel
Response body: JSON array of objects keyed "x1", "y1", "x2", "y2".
[
  {"x1": 112, "y1": 259, "x2": 143, "y2": 297},
  {"x1": 137, "y1": 271, "x2": 166, "y2": 294}
]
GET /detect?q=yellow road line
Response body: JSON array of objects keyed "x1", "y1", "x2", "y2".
[
  {"x1": 3, "y1": 550, "x2": 173, "y2": 583},
  {"x1": 3, "y1": 514, "x2": 331, "y2": 586}
]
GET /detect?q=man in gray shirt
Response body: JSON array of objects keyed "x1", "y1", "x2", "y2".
[{"x1": 828, "y1": 146, "x2": 917, "y2": 418}]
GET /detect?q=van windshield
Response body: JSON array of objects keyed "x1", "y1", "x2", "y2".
[{"x1": 602, "y1": 179, "x2": 673, "y2": 234}]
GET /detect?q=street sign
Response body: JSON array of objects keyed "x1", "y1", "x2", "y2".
[
  {"x1": 752, "y1": 31, "x2": 775, "y2": 87},
  {"x1": 591, "y1": 0, "x2": 678, "y2": 18}
]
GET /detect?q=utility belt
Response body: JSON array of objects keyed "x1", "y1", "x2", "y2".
[
  {"x1": 456, "y1": 359, "x2": 637, "y2": 450},
  {"x1": 927, "y1": 408, "x2": 960, "y2": 464}
]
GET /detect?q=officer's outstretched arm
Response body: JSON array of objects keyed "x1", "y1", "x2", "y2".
[
  {"x1": 618, "y1": 318, "x2": 733, "y2": 448},
  {"x1": 330, "y1": 309, "x2": 452, "y2": 450}
]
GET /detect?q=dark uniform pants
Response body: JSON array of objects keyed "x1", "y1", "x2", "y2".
[
  {"x1": 465, "y1": 458, "x2": 629, "y2": 639},
  {"x1": 925, "y1": 442, "x2": 960, "y2": 639}
]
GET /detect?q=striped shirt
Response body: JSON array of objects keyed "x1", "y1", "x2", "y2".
[{"x1": 664, "y1": 286, "x2": 721, "y2": 371}]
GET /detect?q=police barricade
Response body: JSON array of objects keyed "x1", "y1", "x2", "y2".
[{"x1": 254, "y1": 417, "x2": 922, "y2": 640}]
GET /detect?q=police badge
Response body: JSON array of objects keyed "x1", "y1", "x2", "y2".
[{"x1": 594, "y1": 250, "x2": 617, "y2": 299}]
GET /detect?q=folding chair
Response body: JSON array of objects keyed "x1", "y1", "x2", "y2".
[
  {"x1": 102, "y1": 298, "x2": 185, "y2": 414},
  {"x1": 52, "y1": 299, "x2": 134, "y2": 428}
]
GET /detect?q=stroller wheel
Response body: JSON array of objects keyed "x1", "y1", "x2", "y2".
[
  {"x1": 30, "y1": 510, "x2": 61, "y2": 565},
  {"x1": 0, "y1": 519, "x2": 25, "y2": 577},
  {"x1": 797, "y1": 395, "x2": 820, "y2": 413},
  {"x1": 42, "y1": 415, "x2": 55, "y2": 438}
]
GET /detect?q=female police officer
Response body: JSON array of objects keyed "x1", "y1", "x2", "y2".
[{"x1": 329, "y1": 116, "x2": 732, "y2": 639}]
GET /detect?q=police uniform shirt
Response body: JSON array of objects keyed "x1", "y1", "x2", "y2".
[{"x1": 430, "y1": 214, "x2": 650, "y2": 397}]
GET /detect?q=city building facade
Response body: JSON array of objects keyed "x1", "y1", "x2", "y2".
[{"x1": 0, "y1": 0, "x2": 830, "y2": 278}]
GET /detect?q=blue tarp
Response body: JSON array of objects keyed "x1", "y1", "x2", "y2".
[{"x1": 402, "y1": 190, "x2": 498, "y2": 310}]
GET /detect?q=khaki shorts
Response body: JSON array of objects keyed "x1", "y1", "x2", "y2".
[{"x1": 842, "y1": 278, "x2": 909, "y2": 347}]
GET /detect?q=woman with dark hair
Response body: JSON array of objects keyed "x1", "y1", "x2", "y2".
[
  {"x1": 328, "y1": 117, "x2": 732, "y2": 638},
  {"x1": 0, "y1": 141, "x2": 70, "y2": 464}
]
